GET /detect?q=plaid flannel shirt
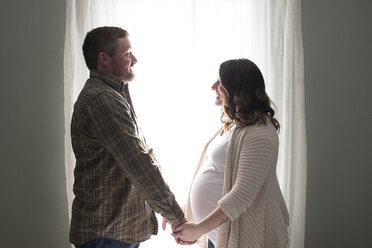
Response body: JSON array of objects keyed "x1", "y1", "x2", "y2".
[{"x1": 69, "y1": 71, "x2": 184, "y2": 245}]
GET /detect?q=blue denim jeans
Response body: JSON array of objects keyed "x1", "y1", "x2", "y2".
[
  {"x1": 75, "y1": 238, "x2": 140, "y2": 248},
  {"x1": 208, "y1": 239, "x2": 215, "y2": 248}
]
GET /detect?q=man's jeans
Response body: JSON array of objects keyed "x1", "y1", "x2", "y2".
[{"x1": 75, "y1": 238, "x2": 140, "y2": 248}]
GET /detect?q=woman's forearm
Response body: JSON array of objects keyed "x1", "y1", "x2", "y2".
[{"x1": 198, "y1": 206, "x2": 229, "y2": 234}]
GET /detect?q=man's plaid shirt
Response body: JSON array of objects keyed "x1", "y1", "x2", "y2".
[{"x1": 69, "y1": 71, "x2": 184, "y2": 245}]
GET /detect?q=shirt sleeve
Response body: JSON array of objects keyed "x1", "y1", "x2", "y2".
[
  {"x1": 87, "y1": 91, "x2": 184, "y2": 224},
  {"x1": 218, "y1": 127, "x2": 278, "y2": 221}
]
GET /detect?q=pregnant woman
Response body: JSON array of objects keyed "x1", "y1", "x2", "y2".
[{"x1": 173, "y1": 59, "x2": 289, "y2": 248}]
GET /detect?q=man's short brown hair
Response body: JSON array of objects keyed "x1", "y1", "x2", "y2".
[{"x1": 82, "y1": 26, "x2": 129, "y2": 70}]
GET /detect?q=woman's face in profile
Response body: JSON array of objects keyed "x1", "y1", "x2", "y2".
[{"x1": 211, "y1": 78, "x2": 228, "y2": 106}]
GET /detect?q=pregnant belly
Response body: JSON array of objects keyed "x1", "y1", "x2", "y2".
[{"x1": 190, "y1": 170, "x2": 224, "y2": 222}]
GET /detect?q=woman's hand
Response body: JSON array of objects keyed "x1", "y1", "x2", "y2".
[{"x1": 172, "y1": 222, "x2": 202, "y2": 243}]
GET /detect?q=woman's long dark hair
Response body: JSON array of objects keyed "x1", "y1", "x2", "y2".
[{"x1": 219, "y1": 58, "x2": 280, "y2": 131}]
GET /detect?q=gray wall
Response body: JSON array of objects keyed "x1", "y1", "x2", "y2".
[
  {"x1": 303, "y1": 0, "x2": 372, "y2": 247},
  {"x1": 0, "y1": 1, "x2": 70, "y2": 248}
]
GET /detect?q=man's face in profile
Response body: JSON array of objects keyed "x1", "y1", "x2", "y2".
[{"x1": 110, "y1": 37, "x2": 137, "y2": 82}]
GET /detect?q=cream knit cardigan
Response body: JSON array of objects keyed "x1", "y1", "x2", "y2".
[{"x1": 186, "y1": 123, "x2": 289, "y2": 248}]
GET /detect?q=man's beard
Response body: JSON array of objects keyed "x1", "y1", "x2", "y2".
[{"x1": 122, "y1": 70, "x2": 135, "y2": 82}]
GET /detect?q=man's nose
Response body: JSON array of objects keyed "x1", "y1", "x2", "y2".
[{"x1": 131, "y1": 54, "x2": 138, "y2": 64}]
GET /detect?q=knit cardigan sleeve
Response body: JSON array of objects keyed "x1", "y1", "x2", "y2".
[{"x1": 218, "y1": 125, "x2": 278, "y2": 221}]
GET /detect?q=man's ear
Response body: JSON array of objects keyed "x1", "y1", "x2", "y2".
[{"x1": 98, "y1": 52, "x2": 111, "y2": 67}]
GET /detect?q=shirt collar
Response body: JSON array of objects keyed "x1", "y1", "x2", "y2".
[{"x1": 90, "y1": 70, "x2": 125, "y2": 92}]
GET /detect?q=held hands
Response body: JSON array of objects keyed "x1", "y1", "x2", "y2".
[
  {"x1": 172, "y1": 221, "x2": 203, "y2": 243},
  {"x1": 163, "y1": 206, "x2": 228, "y2": 245},
  {"x1": 162, "y1": 217, "x2": 198, "y2": 245}
]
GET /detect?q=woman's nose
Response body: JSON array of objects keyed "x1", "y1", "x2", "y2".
[{"x1": 211, "y1": 81, "x2": 219, "y2": 90}]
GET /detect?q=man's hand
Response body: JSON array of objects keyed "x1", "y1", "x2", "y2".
[
  {"x1": 163, "y1": 204, "x2": 186, "y2": 231},
  {"x1": 162, "y1": 217, "x2": 171, "y2": 231},
  {"x1": 171, "y1": 217, "x2": 187, "y2": 232}
]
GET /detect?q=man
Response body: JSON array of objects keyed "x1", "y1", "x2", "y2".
[{"x1": 69, "y1": 26, "x2": 185, "y2": 248}]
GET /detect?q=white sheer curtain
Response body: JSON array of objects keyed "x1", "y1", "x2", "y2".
[{"x1": 64, "y1": 0, "x2": 306, "y2": 247}]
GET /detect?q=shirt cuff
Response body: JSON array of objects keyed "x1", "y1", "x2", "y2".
[{"x1": 164, "y1": 203, "x2": 185, "y2": 224}]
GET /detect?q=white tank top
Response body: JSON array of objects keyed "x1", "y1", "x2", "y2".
[{"x1": 190, "y1": 128, "x2": 233, "y2": 244}]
